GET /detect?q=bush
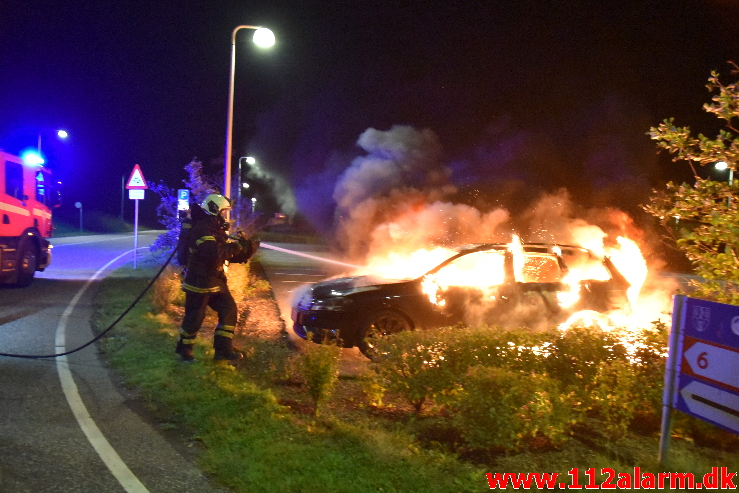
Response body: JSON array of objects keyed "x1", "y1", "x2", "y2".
[
  {"x1": 590, "y1": 359, "x2": 637, "y2": 439},
  {"x1": 545, "y1": 325, "x2": 628, "y2": 410},
  {"x1": 445, "y1": 325, "x2": 553, "y2": 375},
  {"x1": 298, "y1": 342, "x2": 342, "y2": 415},
  {"x1": 628, "y1": 323, "x2": 669, "y2": 420},
  {"x1": 371, "y1": 328, "x2": 461, "y2": 413},
  {"x1": 368, "y1": 322, "x2": 668, "y2": 449},
  {"x1": 226, "y1": 262, "x2": 250, "y2": 305},
  {"x1": 151, "y1": 264, "x2": 184, "y2": 313},
  {"x1": 451, "y1": 366, "x2": 572, "y2": 451}
]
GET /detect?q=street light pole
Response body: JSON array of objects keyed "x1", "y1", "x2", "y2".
[
  {"x1": 238, "y1": 156, "x2": 255, "y2": 200},
  {"x1": 223, "y1": 26, "x2": 274, "y2": 202}
]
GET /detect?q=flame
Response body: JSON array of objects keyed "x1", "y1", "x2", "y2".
[
  {"x1": 606, "y1": 236, "x2": 648, "y2": 307},
  {"x1": 357, "y1": 230, "x2": 657, "y2": 333},
  {"x1": 360, "y1": 247, "x2": 456, "y2": 280}
]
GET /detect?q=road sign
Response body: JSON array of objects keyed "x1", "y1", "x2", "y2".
[
  {"x1": 675, "y1": 297, "x2": 739, "y2": 433},
  {"x1": 126, "y1": 164, "x2": 148, "y2": 189},
  {"x1": 676, "y1": 375, "x2": 739, "y2": 434},
  {"x1": 128, "y1": 189, "x2": 145, "y2": 200},
  {"x1": 177, "y1": 189, "x2": 190, "y2": 211},
  {"x1": 681, "y1": 296, "x2": 739, "y2": 347},
  {"x1": 682, "y1": 338, "x2": 739, "y2": 391},
  {"x1": 660, "y1": 295, "x2": 739, "y2": 463}
]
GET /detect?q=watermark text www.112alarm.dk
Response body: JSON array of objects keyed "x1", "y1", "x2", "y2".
[{"x1": 486, "y1": 467, "x2": 736, "y2": 489}]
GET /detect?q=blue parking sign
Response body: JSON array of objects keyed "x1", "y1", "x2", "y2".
[{"x1": 177, "y1": 189, "x2": 190, "y2": 211}]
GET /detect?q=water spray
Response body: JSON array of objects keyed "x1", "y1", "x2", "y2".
[{"x1": 259, "y1": 242, "x2": 362, "y2": 270}]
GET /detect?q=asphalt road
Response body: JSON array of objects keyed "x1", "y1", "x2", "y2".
[
  {"x1": 255, "y1": 241, "x2": 370, "y2": 375},
  {"x1": 0, "y1": 231, "x2": 227, "y2": 493}
]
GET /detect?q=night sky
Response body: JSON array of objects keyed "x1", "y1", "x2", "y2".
[{"x1": 2, "y1": 0, "x2": 739, "y2": 232}]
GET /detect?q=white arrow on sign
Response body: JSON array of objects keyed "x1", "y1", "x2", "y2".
[
  {"x1": 684, "y1": 341, "x2": 739, "y2": 391},
  {"x1": 680, "y1": 380, "x2": 739, "y2": 433}
]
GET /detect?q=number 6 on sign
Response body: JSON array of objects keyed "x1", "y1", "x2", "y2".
[
  {"x1": 697, "y1": 351, "x2": 708, "y2": 369},
  {"x1": 684, "y1": 342, "x2": 739, "y2": 390}
]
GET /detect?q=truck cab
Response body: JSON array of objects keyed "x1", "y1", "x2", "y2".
[{"x1": 0, "y1": 151, "x2": 61, "y2": 286}]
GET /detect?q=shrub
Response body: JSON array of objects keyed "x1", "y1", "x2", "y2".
[
  {"x1": 371, "y1": 328, "x2": 461, "y2": 413},
  {"x1": 545, "y1": 325, "x2": 627, "y2": 407},
  {"x1": 151, "y1": 264, "x2": 184, "y2": 313},
  {"x1": 298, "y1": 342, "x2": 342, "y2": 415},
  {"x1": 226, "y1": 262, "x2": 250, "y2": 305},
  {"x1": 451, "y1": 366, "x2": 572, "y2": 451},
  {"x1": 628, "y1": 322, "x2": 669, "y2": 420},
  {"x1": 590, "y1": 359, "x2": 637, "y2": 439},
  {"x1": 446, "y1": 325, "x2": 553, "y2": 375}
]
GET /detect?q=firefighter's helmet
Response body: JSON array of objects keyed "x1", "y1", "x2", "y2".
[{"x1": 201, "y1": 194, "x2": 231, "y2": 216}]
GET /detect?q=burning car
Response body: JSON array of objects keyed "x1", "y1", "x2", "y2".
[{"x1": 291, "y1": 240, "x2": 634, "y2": 358}]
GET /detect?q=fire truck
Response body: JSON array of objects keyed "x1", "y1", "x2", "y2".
[{"x1": 0, "y1": 150, "x2": 61, "y2": 286}]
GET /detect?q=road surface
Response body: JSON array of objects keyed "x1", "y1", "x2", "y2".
[
  {"x1": 0, "y1": 232, "x2": 227, "y2": 493},
  {"x1": 255, "y1": 241, "x2": 370, "y2": 375}
]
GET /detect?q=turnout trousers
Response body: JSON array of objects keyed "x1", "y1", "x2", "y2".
[{"x1": 176, "y1": 285, "x2": 239, "y2": 360}]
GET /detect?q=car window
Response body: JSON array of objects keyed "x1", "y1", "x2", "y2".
[
  {"x1": 435, "y1": 250, "x2": 507, "y2": 287},
  {"x1": 518, "y1": 254, "x2": 562, "y2": 283}
]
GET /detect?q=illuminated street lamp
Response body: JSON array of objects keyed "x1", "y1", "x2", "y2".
[
  {"x1": 223, "y1": 26, "x2": 275, "y2": 203},
  {"x1": 238, "y1": 156, "x2": 256, "y2": 199},
  {"x1": 715, "y1": 161, "x2": 733, "y2": 186},
  {"x1": 38, "y1": 129, "x2": 69, "y2": 154},
  {"x1": 716, "y1": 161, "x2": 734, "y2": 207}
]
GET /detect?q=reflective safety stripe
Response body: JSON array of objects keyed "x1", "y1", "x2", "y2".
[
  {"x1": 178, "y1": 328, "x2": 197, "y2": 339},
  {"x1": 195, "y1": 235, "x2": 216, "y2": 246},
  {"x1": 182, "y1": 283, "x2": 221, "y2": 293},
  {"x1": 214, "y1": 326, "x2": 235, "y2": 338}
]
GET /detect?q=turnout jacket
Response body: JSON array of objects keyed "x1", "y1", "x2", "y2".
[{"x1": 182, "y1": 214, "x2": 255, "y2": 294}]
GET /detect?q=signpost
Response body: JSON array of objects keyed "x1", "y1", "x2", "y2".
[
  {"x1": 660, "y1": 295, "x2": 739, "y2": 464},
  {"x1": 177, "y1": 189, "x2": 190, "y2": 211},
  {"x1": 125, "y1": 164, "x2": 148, "y2": 268}
]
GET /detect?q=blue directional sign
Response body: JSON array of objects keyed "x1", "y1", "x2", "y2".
[
  {"x1": 672, "y1": 296, "x2": 739, "y2": 435},
  {"x1": 680, "y1": 296, "x2": 739, "y2": 348}
]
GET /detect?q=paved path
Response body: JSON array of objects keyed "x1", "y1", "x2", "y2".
[{"x1": 0, "y1": 232, "x2": 228, "y2": 493}]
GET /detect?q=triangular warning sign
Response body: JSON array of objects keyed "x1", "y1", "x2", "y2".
[{"x1": 126, "y1": 164, "x2": 148, "y2": 189}]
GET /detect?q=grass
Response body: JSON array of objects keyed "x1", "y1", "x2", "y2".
[
  {"x1": 92, "y1": 258, "x2": 484, "y2": 492},
  {"x1": 92, "y1": 255, "x2": 739, "y2": 492}
]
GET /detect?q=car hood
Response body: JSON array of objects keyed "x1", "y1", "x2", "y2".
[{"x1": 311, "y1": 275, "x2": 411, "y2": 297}]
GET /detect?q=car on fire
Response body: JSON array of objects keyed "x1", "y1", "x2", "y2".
[{"x1": 291, "y1": 242, "x2": 631, "y2": 358}]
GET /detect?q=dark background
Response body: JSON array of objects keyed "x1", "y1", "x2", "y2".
[{"x1": 2, "y1": 0, "x2": 738, "y2": 231}]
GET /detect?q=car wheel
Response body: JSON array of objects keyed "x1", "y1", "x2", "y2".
[
  {"x1": 358, "y1": 309, "x2": 412, "y2": 359},
  {"x1": 15, "y1": 239, "x2": 37, "y2": 287}
]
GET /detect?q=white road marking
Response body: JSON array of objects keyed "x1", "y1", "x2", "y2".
[{"x1": 55, "y1": 248, "x2": 150, "y2": 493}]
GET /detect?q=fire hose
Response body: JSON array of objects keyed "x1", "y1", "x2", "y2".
[{"x1": 0, "y1": 247, "x2": 177, "y2": 359}]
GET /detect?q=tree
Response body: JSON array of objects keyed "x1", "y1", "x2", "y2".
[{"x1": 644, "y1": 63, "x2": 739, "y2": 304}]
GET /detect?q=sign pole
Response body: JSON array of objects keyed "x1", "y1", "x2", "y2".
[
  {"x1": 658, "y1": 294, "x2": 686, "y2": 465},
  {"x1": 133, "y1": 198, "x2": 139, "y2": 269},
  {"x1": 125, "y1": 164, "x2": 148, "y2": 269}
]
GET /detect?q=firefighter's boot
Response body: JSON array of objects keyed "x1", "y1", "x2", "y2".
[
  {"x1": 175, "y1": 331, "x2": 196, "y2": 363},
  {"x1": 213, "y1": 327, "x2": 243, "y2": 363}
]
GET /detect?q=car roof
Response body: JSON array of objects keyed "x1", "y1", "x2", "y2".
[
  {"x1": 419, "y1": 242, "x2": 594, "y2": 279},
  {"x1": 455, "y1": 242, "x2": 591, "y2": 255}
]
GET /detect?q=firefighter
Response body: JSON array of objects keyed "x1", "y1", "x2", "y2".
[{"x1": 174, "y1": 194, "x2": 259, "y2": 363}]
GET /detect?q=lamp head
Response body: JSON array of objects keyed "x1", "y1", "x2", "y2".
[{"x1": 253, "y1": 28, "x2": 275, "y2": 48}]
